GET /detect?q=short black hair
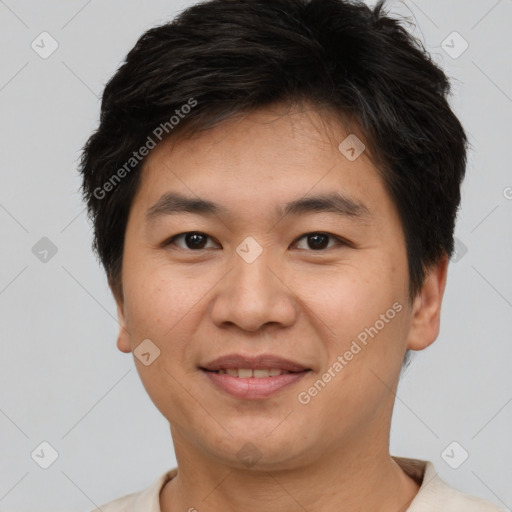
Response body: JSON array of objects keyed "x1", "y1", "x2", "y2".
[{"x1": 80, "y1": 0, "x2": 467, "y2": 302}]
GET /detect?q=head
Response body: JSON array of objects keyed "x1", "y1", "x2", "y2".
[{"x1": 80, "y1": 0, "x2": 466, "y2": 470}]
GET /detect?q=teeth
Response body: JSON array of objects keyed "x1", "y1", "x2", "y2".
[
  {"x1": 215, "y1": 368, "x2": 291, "y2": 378},
  {"x1": 253, "y1": 369, "x2": 270, "y2": 378}
]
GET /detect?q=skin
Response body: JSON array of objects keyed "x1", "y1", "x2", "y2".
[{"x1": 114, "y1": 103, "x2": 448, "y2": 512}]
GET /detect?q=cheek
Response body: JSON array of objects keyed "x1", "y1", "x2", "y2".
[
  {"x1": 121, "y1": 245, "x2": 207, "y2": 339},
  {"x1": 294, "y1": 258, "x2": 403, "y2": 338},
  {"x1": 120, "y1": 266, "x2": 207, "y2": 425},
  {"x1": 299, "y1": 255, "x2": 409, "y2": 415},
  {"x1": 294, "y1": 298, "x2": 408, "y2": 444}
]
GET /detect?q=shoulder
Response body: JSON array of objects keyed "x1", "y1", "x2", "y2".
[
  {"x1": 418, "y1": 476, "x2": 504, "y2": 511},
  {"x1": 88, "y1": 468, "x2": 177, "y2": 512},
  {"x1": 430, "y1": 485, "x2": 505, "y2": 511},
  {"x1": 394, "y1": 457, "x2": 504, "y2": 512}
]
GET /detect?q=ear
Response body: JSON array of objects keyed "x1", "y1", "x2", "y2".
[
  {"x1": 406, "y1": 253, "x2": 449, "y2": 351},
  {"x1": 110, "y1": 283, "x2": 132, "y2": 354}
]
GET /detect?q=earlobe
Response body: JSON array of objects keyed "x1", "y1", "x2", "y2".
[
  {"x1": 115, "y1": 299, "x2": 132, "y2": 354},
  {"x1": 406, "y1": 254, "x2": 449, "y2": 351},
  {"x1": 109, "y1": 276, "x2": 132, "y2": 354}
]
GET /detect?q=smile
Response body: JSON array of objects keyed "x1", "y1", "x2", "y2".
[
  {"x1": 199, "y1": 353, "x2": 311, "y2": 399},
  {"x1": 209, "y1": 368, "x2": 293, "y2": 378}
]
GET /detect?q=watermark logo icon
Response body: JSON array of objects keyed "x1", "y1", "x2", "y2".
[
  {"x1": 134, "y1": 339, "x2": 161, "y2": 366},
  {"x1": 451, "y1": 237, "x2": 468, "y2": 263},
  {"x1": 441, "y1": 441, "x2": 469, "y2": 469},
  {"x1": 32, "y1": 237, "x2": 58, "y2": 263},
  {"x1": 31, "y1": 32, "x2": 59, "y2": 59},
  {"x1": 31, "y1": 441, "x2": 59, "y2": 469},
  {"x1": 236, "y1": 236, "x2": 263, "y2": 264},
  {"x1": 237, "y1": 442, "x2": 263, "y2": 468},
  {"x1": 338, "y1": 134, "x2": 365, "y2": 161},
  {"x1": 441, "y1": 32, "x2": 468, "y2": 59}
]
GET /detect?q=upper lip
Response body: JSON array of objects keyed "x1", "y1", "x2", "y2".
[{"x1": 200, "y1": 354, "x2": 309, "y2": 372}]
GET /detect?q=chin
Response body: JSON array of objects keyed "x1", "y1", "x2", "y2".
[{"x1": 207, "y1": 426, "x2": 313, "y2": 471}]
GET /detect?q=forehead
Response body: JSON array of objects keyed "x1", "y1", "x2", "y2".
[{"x1": 132, "y1": 105, "x2": 393, "y2": 226}]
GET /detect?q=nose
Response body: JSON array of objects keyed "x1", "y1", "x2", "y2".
[{"x1": 209, "y1": 246, "x2": 298, "y2": 333}]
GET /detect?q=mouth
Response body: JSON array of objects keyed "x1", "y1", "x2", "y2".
[
  {"x1": 199, "y1": 354, "x2": 311, "y2": 400},
  {"x1": 204, "y1": 368, "x2": 298, "y2": 378}
]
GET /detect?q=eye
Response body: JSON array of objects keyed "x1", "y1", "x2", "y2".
[
  {"x1": 293, "y1": 232, "x2": 347, "y2": 251},
  {"x1": 165, "y1": 231, "x2": 220, "y2": 250},
  {"x1": 163, "y1": 231, "x2": 348, "y2": 252}
]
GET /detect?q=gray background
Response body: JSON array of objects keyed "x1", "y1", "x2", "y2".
[{"x1": 0, "y1": 1, "x2": 511, "y2": 510}]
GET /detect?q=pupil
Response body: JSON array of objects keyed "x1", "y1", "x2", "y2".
[
  {"x1": 308, "y1": 233, "x2": 328, "y2": 250},
  {"x1": 186, "y1": 232, "x2": 207, "y2": 249}
]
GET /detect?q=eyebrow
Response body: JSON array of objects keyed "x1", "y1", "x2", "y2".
[
  {"x1": 279, "y1": 192, "x2": 371, "y2": 221},
  {"x1": 146, "y1": 192, "x2": 227, "y2": 222},
  {"x1": 145, "y1": 191, "x2": 371, "y2": 224}
]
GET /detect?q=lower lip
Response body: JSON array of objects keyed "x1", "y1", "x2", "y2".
[{"x1": 201, "y1": 370, "x2": 309, "y2": 400}]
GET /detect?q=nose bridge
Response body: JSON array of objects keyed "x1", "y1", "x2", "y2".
[
  {"x1": 231, "y1": 234, "x2": 275, "y2": 291},
  {"x1": 233, "y1": 246, "x2": 273, "y2": 296},
  {"x1": 210, "y1": 240, "x2": 297, "y2": 331}
]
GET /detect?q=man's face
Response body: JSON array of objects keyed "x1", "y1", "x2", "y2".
[{"x1": 116, "y1": 105, "x2": 424, "y2": 469}]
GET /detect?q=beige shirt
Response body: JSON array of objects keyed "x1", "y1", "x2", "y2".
[{"x1": 91, "y1": 457, "x2": 504, "y2": 511}]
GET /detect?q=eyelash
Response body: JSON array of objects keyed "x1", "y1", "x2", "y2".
[{"x1": 163, "y1": 231, "x2": 351, "y2": 252}]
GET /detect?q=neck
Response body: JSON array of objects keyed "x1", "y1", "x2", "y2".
[{"x1": 160, "y1": 430, "x2": 420, "y2": 512}]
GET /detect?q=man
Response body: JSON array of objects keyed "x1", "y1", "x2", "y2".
[{"x1": 81, "y1": 0, "x2": 502, "y2": 510}]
